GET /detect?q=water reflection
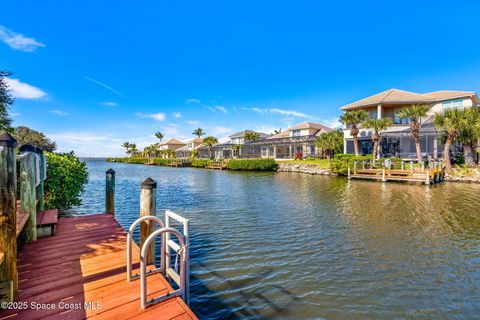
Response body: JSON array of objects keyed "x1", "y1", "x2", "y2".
[{"x1": 68, "y1": 160, "x2": 480, "y2": 319}]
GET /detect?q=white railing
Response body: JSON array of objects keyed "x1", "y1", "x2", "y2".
[
  {"x1": 126, "y1": 210, "x2": 190, "y2": 309},
  {"x1": 126, "y1": 216, "x2": 165, "y2": 282}
]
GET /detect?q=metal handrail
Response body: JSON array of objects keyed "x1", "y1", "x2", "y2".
[
  {"x1": 126, "y1": 216, "x2": 165, "y2": 282},
  {"x1": 140, "y1": 227, "x2": 187, "y2": 309}
]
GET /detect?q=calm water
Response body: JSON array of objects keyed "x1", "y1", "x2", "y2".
[{"x1": 67, "y1": 160, "x2": 480, "y2": 319}]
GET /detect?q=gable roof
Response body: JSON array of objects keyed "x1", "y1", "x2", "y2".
[
  {"x1": 341, "y1": 88, "x2": 479, "y2": 110},
  {"x1": 287, "y1": 121, "x2": 333, "y2": 132},
  {"x1": 228, "y1": 130, "x2": 269, "y2": 139},
  {"x1": 162, "y1": 138, "x2": 186, "y2": 146}
]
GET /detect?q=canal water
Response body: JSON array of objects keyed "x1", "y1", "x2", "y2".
[{"x1": 68, "y1": 160, "x2": 480, "y2": 319}]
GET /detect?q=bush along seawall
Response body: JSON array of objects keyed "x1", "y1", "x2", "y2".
[{"x1": 106, "y1": 154, "x2": 480, "y2": 183}]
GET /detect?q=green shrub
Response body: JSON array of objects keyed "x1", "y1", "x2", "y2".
[
  {"x1": 44, "y1": 152, "x2": 89, "y2": 210},
  {"x1": 191, "y1": 159, "x2": 212, "y2": 167},
  {"x1": 331, "y1": 154, "x2": 371, "y2": 175},
  {"x1": 227, "y1": 158, "x2": 278, "y2": 171}
]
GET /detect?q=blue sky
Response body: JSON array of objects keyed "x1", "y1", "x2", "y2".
[{"x1": 1, "y1": 1, "x2": 480, "y2": 156}]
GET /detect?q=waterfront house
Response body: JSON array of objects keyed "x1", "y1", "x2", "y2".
[
  {"x1": 212, "y1": 130, "x2": 269, "y2": 158},
  {"x1": 243, "y1": 121, "x2": 333, "y2": 159},
  {"x1": 158, "y1": 138, "x2": 187, "y2": 151},
  {"x1": 175, "y1": 138, "x2": 204, "y2": 158},
  {"x1": 341, "y1": 89, "x2": 480, "y2": 159}
]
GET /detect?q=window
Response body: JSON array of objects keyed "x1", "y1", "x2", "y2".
[
  {"x1": 370, "y1": 111, "x2": 377, "y2": 119},
  {"x1": 393, "y1": 110, "x2": 409, "y2": 125},
  {"x1": 443, "y1": 99, "x2": 463, "y2": 108},
  {"x1": 292, "y1": 129, "x2": 301, "y2": 137}
]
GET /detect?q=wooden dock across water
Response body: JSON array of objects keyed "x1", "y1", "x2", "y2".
[{"x1": 0, "y1": 214, "x2": 197, "y2": 320}]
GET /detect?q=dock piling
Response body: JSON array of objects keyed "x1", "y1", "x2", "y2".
[
  {"x1": 0, "y1": 132, "x2": 18, "y2": 302},
  {"x1": 106, "y1": 169, "x2": 115, "y2": 215},
  {"x1": 347, "y1": 166, "x2": 351, "y2": 180},
  {"x1": 35, "y1": 147, "x2": 45, "y2": 212},
  {"x1": 140, "y1": 177, "x2": 157, "y2": 265},
  {"x1": 19, "y1": 144, "x2": 37, "y2": 243},
  {"x1": 381, "y1": 168, "x2": 386, "y2": 182}
]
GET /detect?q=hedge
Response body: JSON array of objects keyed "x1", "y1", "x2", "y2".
[
  {"x1": 331, "y1": 154, "x2": 371, "y2": 175},
  {"x1": 191, "y1": 159, "x2": 212, "y2": 168},
  {"x1": 227, "y1": 158, "x2": 278, "y2": 171}
]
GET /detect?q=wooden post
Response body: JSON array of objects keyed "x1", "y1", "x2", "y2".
[
  {"x1": 347, "y1": 166, "x2": 351, "y2": 180},
  {"x1": 382, "y1": 168, "x2": 386, "y2": 182},
  {"x1": 140, "y1": 177, "x2": 156, "y2": 265},
  {"x1": 410, "y1": 160, "x2": 414, "y2": 172},
  {"x1": 425, "y1": 169, "x2": 430, "y2": 185},
  {"x1": 19, "y1": 144, "x2": 37, "y2": 243},
  {"x1": 0, "y1": 132, "x2": 18, "y2": 301},
  {"x1": 105, "y1": 169, "x2": 115, "y2": 215},
  {"x1": 35, "y1": 147, "x2": 45, "y2": 212},
  {"x1": 401, "y1": 161, "x2": 404, "y2": 170}
]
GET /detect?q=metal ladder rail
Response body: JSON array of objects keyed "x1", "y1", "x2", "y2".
[
  {"x1": 165, "y1": 209, "x2": 190, "y2": 305},
  {"x1": 140, "y1": 227, "x2": 188, "y2": 309},
  {"x1": 126, "y1": 216, "x2": 165, "y2": 282}
]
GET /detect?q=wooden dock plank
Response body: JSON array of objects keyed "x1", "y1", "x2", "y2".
[{"x1": 0, "y1": 214, "x2": 197, "y2": 320}]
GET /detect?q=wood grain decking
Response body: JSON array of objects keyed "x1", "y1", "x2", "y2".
[{"x1": 0, "y1": 214, "x2": 197, "y2": 320}]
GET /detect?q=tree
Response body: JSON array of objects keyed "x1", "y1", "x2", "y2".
[
  {"x1": 339, "y1": 110, "x2": 368, "y2": 156},
  {"x1": 121, "y1": 142, "x2": 137, "y2": 156},
  {"x1": 315, "y1": 129, "x2": 344, "y2": 165},
  {"x1": 456, "y1": 107, "x2": 480, "y2": 167},
  {"x1": 244, "y1": 131, "x2": 260, "y2": 142},
  {"x1": 273, "y1": 129, "x2": 282, "y2": 135},
  {"x1": 203, "y1": 136, "x2": 218, "y2": 158},
  {"x1": 397, "y1": 104, "x2": 430, "y2": 163},
  {"x1": 12, "y1": 126, "x2": 57, "y2": 151},
  {"x1": 434, "y1": 108, "x2": 465, "y2": 171},
  {"x1": 0, "y1": 70, "x2": 14, "y2": 131},
  {"x1": 362, "y1": 118, "x2": 392, "y2": 165},
  {"x1": 192, "y1": 128, "x2": 205, "y2": 138},
  {"x1": 155, "y1": 132, "x2": 164, "y2": 143}
]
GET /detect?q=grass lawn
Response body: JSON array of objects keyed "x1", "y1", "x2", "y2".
[{"x1": 279, "y1": 159, "x2": 331, "y2": 169}]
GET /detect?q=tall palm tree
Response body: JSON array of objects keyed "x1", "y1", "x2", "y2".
[
  {"x1": 203, "y1": 136, "x2": 218, "y2": 159},
  {"x1": 397, "y1": 104, "x2": 430, "y2": 163},
  {"x1": 433, "y1": 108, "x2": 465, "y2": 171},
  {"x1": 192, "y1": 128, "x2": 205, "y2": 138},
  {"x1": 122, "y1": 141, "x2": 131, "y2": 155},
  {"x1": 339, "y1": 110, "x2": 368, "y2": 156},
  {"x1": 315, "y1": 130, "x2": 344, "y2": 165},
  {"x1": 452, "y1": 107, "x2": 479, "y2": 168},
  {"x1": 273, "y1": 128, "x2": 282, "y2": 135},
  {"x1": 155, "y1": 132, "x2": 164, "y2": 143},
  {"x1": 362, "y1": 118, "x2": 392, "y2": 165},
  {"x1": 244, "y1": 131, "x2": 260, "y2": 142}
]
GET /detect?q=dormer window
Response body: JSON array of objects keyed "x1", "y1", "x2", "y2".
[{"x1": 292, "y1": 129, "x2": 301, "y2": 137}]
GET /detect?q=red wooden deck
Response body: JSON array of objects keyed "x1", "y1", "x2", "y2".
[{"x1": 0, "y1": 214, "x2": 198, "y2": 320}]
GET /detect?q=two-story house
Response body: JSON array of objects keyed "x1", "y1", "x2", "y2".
[
  {"x1": 175, "y1": 138, "x2": 204, "y2": 158},
  {"x1": 341, "y1": 89, "x2": 480, "y2": 158},
  {"x1": 158, "y1": 138, "x2": 186, "y2": 151},
  {"x1": 244, "y1": 121, "x2": 333, "y2": 159},
  {"x1": 213, "y1": 130, "x2": 269, "y2": 158}
]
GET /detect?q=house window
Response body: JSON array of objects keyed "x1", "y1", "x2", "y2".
[
  {"x1": 393, "y1": 110, "x2": 409, "y2": 125},
  {"x1": 292, "y1": 130, "x2": 301, "y2": 137},
  {"x1": 370, "y1": 111, "x2": 377, "y2": 119},
  {"x1": 443, "y1": 99, "x2": 463, "y2": 108}
]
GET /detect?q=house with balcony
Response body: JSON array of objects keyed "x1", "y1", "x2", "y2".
[
  {"x1": 212, "y1": 130, "x2": 269, "y2": 158},
  {"x1": 244, "y1": 121, "x2": 333, "y2": 159},
  {"x1": 341, "y1": 89, "x2": 480, "y2": 159},
  {"x1": 175, "y1": 138, "x2": 204, "y2": 158}
]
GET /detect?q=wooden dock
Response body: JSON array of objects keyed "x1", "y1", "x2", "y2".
[
  {"x1": 205, "y1": 160, "x2": 228, "y2": 170},
  {"x1": 0, "y1": 214, "x2": 197, "y2": 320},
  {"x1": 348, "y1": 166, "x2": 444, "y2": 184}
]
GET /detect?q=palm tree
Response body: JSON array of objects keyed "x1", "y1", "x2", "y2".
[
  {"x1": 203, "y1": 136, "x2": 218, "y2": 159},
  {"x1": 434, "y1": 108, "x2": 465, "y2": 171},
  {"x1": 244, "y1": 131, "x2": 260, "y2": 142},
  {"x1": 122, "y1": 142, "x2": 131, "y2": 155},
  {"x1": 448, "y1": 107, "x2": 479, "y2": 168},
  {"x1": 155, "y1": 132, "x2": 164, "y2": 143},
  {"x1": 315, "y1": 130, "x2": 344, "y2": 165},
  {"x1": 362, "y1": 118, "x2": 392, "y2": 165},
  {"x1": 339, "y1": 110, "x2": 368, "y2": 156},
  {"x1": 192, "y1": 128, "x2": 205, "y2": 138},
  {"x1": 397, "y1": 104, "x2": 430, "y2": 163},
  {"x1": 122, "y1": 142, "x2": 137, "y2": 156},
  {"x1": 273, "y1": 128, "x2": 282, "y2": 135}
]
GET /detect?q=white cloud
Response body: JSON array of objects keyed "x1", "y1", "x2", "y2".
[
  {"x1": 209, "y1": 125, "x2": 234, "y2": 142},
  {"x1": 214, "y1": 106, "x2": 228, "y2": 114},
  {"x1": 186, "y1": 98, "x2": 201, "y2": 104},
  {"x1": 173, "y1": 112, "x2": 182, "y2": 118},
  {"x1": 251, "y1": 107, "x2": 265, "y2": 114},
  {"x1": 0, "y1": 26, "x2": 45, "y2": 52},
  {"x1": 135, "y1": 112, "x2": 166, "y2": 121},
  {"x1": 249, "y1": 107, "x2": 311, "y2": 118},
  {"x1": 48, "y1": 132, "x2": 124, "y2": 157},
  {"x1": 187, "y1": 120, "x2": 201, "y2": 126},
  {"x1": 10, "y1": 112, "x2": 21, "y2": 117},
  {"x1": 6, "y1": 78, "x2": 46, "y2": 99},
  {"x1": 322, "y1": 117, "x2": 342, "y2": 129},
  {"x1": 85, "y1": 77, "x2": 123, "y2": 97},
  {"x1": 101, "y1": 101, "x2": 117, "y2": 107},
  {"x1": 50, "y1": 109, "x2": 68, "y2": 116}
]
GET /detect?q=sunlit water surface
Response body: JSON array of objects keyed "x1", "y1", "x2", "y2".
[{"x1": 66, "y1": 160, "x2": 480, "y2": 319}]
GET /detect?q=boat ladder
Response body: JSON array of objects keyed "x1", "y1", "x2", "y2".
[{"x1": 126, "y1": 210, "x2": 190, "y2": 309}]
